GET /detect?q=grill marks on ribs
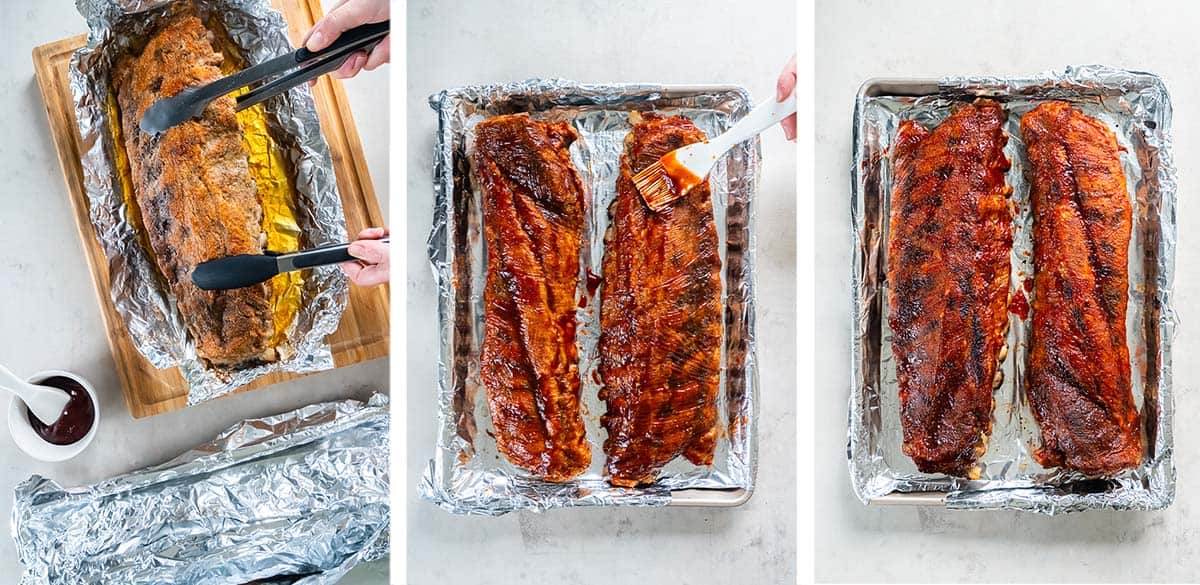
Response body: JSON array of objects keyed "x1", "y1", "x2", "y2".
[
  {"x1": 474, "y1": 114, "x2": 590, "y2": 482},
  {"x1": 114, "y1": 14, "x2": 274, "y2": 367},
  {"x1": 599, "y1": 112, "x2": 723, "y2": 487},
  {"x1": 888, "y1": 100, "x2": 1012, "y2": 477},
  {"x1": 1021, "y1": 101, "x2": 1141, "y2": 475}
]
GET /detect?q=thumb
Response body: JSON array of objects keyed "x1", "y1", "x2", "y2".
[
  {"x1": 306, "y1": 0, "x2": 389, "y2": 52},
  {"x1": 777, "y1": 54, "x2": 797, "y2": 102},
  {"x1": 348, "y1": 239, "x2": 388, "y2": 264}
]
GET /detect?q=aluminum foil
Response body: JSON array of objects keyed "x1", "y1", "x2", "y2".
[
  {"x1": 70, "y1": 0, "x2": 349, "y2": 404},
  {"x1": 12, "y1": 393, "x2": 390, "y2": 584},
  {"x1": 420, "y1": 79, "x2": 760, "y2": 514},
  {"x1": 849, "y1": 65, "x2": 1177, "y2": 514}
]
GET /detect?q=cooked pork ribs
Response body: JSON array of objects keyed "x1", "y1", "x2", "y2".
[
  {"x1": 473, "y1": 114, "x2": 591, "y2": 482},
  {"x1": 887, "y1": 99, "x2": 1012, "y2": 477},
  {"x1": 114, "y1": 14, "x2": 274, "y2": 367},
  {"x1": 599, "y1": 112, "x2": 723, "y2": 487},
  {"x1": 1021, "y1": 101, "x2": 1141, "y2": 476}
]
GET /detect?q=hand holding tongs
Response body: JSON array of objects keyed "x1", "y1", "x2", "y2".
[
  {"x1": 191, "y1": 238, "x2": 389, "y2": 290},
  {"x1": 139, "y1": 20, "x2": 390, "y2": 134}
]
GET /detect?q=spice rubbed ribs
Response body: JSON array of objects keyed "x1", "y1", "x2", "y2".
[
  {"x1": 114, "y1": 14, "x2": 274, "y2": 367},
  {"x1": 599, "y1": 112, "x2": 722, "y2": 487},
  {"x1": 474, "y1": 114, "x2": 590, "y2": 482},
  {"x1": 1021, "y1": 101, "x2": 1141, "y2": 475},
  {"x1": 888, "y1": 100, "x2": 1012, "y2": 477}
]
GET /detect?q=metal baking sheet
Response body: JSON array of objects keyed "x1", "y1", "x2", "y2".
[
  {"x1": 848, "y1": 66, "x2": 1177, "y2": 514},
  {"x1": 420, "y1": 80, "x2": 760, "y2": 514}
]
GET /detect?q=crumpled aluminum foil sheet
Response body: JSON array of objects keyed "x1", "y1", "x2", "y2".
[
  {"x1": 420, "y1": 79, "x2": 760, "y2": 514},
  {"x1": 70, "y1": 0, "x2": 349, "y2": 404},
  {"x1": 12, "y1": 393, "x2": 390, "y2": 585},
  {"x1": 849, "y1": 65, "x2": 1177, "y2": 514}
]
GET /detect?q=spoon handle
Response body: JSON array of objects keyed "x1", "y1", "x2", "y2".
[
  {"x1": 0, "y1": 363, "x2": 33, "y2": 398},
  {"x1": 0, "y1": 365, "x2": 70, "y2": 424}
]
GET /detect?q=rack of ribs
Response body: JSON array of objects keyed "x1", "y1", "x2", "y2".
[
  {"x1": 887, "y1": 100, "x2": 1012, "y2": 477},
  {"x1": 114, "y1": 13, "x2": 275, "y2": 367},
  {"x1": 473, "y1": 114, "x2": 590, "y2": 482},
  {"x1": 1020, "y1": 101, "x2": 1141, "y2": 476},
  {"x1": 599, "y1": 112, "x2": 723, "y2": 487}
]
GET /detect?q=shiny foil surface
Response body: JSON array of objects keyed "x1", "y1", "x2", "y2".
[
  {"x1": 70, "y1": 0, "x2": 349, "y2": 404},
  {"x1": 421, "y1": 80, "x2": 760, "y2": 514},
  {"x1": 849, "y1": 66, "x2": 1176, "y2": 514},
  {"x1": 12, "y1": 394, "x2": 390, "y2": 584}
]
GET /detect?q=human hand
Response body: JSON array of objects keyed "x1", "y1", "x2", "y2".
[
  {"x1": 304, "y1": 0, "x2": 390, "y2": 80},
  {"x1": 340, "y1": 227, "x2": 390, "y2": 286},
  {"x1": 777, "y1": 54, "x2": 797, "y2": 141}
]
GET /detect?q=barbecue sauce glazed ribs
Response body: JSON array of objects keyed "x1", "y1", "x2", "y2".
[
  {"x1": 1021, "y1": 101, "x2": 1141, "y2": 476},
  {"x1": 599, "y1": 112, "x2": 723, "y2": 487},
  {"x1": 114, "y1": 14, "x2": 274, "y2": 367},
  {"x1": 888, "y1": 100, "x2": 1012, "y2": 477},
  {"x1": 473, "y1": 114, "x2": 590, "y2": 482}
]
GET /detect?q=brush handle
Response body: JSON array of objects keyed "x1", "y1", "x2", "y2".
[{"x1": 712, "y1": 93, "x2": 797, "y2": 151}]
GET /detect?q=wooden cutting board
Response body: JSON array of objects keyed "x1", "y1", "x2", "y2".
[{"x1": 31, "y1": 0, "x2": 389, "y2": 418}]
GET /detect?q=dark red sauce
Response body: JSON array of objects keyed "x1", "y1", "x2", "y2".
[
  {"x1": 1023, "y1": 277, "x2": 1034, "y2": 292},
  {"x1": 578, "y1": 269, "x2": 604, "y2": 309},
  {"x1": 26, "y1": 376, "x2": 95, "y2": 446},
  {"x1": 586, "y1": 269, "x2": 603, "y2": 296},
  {"x1": 1009, "y1": 290, "x2": 1030, "y2": 320}
]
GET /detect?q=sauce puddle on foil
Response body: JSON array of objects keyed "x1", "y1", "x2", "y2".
[
  {"x1": 579, "y1": 269, "x2": 603, "y2": 308},
  {"x1": 1009, "y1": 289, "x2": 1030, "y2": 320},
  {"x1": 26, "y1": 376, "x2": 95, "y2": 446}
]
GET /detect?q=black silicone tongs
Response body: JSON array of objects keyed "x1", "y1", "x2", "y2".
[
  {"x1": 191, "y1": 238, "x2": 389, "y2": 290},
  {"x1": 139, "y1": 20, "x2": 390, "y2": 134}
]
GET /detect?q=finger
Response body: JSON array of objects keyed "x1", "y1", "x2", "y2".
[
  {"x1": 354, "y1": 265, "x2": 390, "y2": 287},
  {"x1": 302, "y1": 0, "x2": 353, "y2": 46},
  {"x1": 364, "y1": 36, "x2": 390, "y2": 71},
  {"x1": 781, "y1": 113, "x2": 797, "y2": 142},
  {"x1": 777, "y1": 54, "x2": 797, "y2": 102},
  {"x1": 306, "y1": 0, "x2": 388, "y2": 52},
  {"x1": 357, "y1": 226, "x2": 387, "y2": 239},
  {"x1": 332, "y1": 52, "x2": 367, "y2": 79},
  {"x1": 348, "y1": 240, "x2": 388, "y2": 264},
  {"x1": 340, "y1": 260, "x2": 364, "y2": 280}
]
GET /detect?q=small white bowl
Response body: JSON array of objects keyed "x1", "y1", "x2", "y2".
[{"x1": 7, "y1": 370, "x2": 99, "y2": 462}]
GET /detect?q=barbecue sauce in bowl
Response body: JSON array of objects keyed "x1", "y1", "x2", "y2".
[{"x1": 25, "y1": 376, "x2": 95, "y2": 446}]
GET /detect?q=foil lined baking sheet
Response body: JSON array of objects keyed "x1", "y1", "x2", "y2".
[
  {"x1": 420, "y1": 79, "x2": 760, "y2": 514},
  {"x1": 849, "y1": 65, "x2": 1176, "y2": 514},
  {"x1": 70, "y1": 0, "x2": 349, "y2": 404},
  {"x1": 12, "y1": 394, "x2": 390, "y2": 585}
]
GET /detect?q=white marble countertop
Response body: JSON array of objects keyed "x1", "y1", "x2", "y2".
[
  {"x1": 0, "y1": 0, "x2": 389, "y2": 579},
  {"x1": 405, "y1": 0, "x2": 797, "y2": 583},
  {"x1": 816, "y1": 0, "x2": 1198, "y2": 581}
]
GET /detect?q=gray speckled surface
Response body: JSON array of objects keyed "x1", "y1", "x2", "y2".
[
  {"x1": 405, "y1": 0, "x2": 796, "y2": 583},
  {"x1": 816, "y1": 0, "x2": 1198, "y2": 582},
  {"x1": 0, "y1": 0, "x2": 389, "y2": 579}
]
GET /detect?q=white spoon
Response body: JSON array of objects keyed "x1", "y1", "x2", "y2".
[{"x1": 0, "y1": 364, "x2": 70, "y2": 424}]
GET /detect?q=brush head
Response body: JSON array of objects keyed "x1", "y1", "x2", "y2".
[
  {"x1": 632, "y1": 161, "x2": 676, "y2": 211},
  {"x1": 191, "y1": 254, "x2": 280, "y2": 290},
  {"x1": 632, "y1": 152, "x2": 705, "y2": 212}
]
